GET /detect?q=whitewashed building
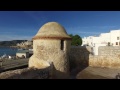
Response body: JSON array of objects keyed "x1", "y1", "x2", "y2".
[
  {"x1": 82, "y1": 30, "x2": 120, "y2": 55},
  {"x1": 17, "y1": 40, "x2": 33, "y2": 47},
  {"x1": 16, "y1": 50, "x2": 29, "y2": 58}
]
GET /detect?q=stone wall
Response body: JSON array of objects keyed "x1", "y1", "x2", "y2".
[
  {"x1": 69, "y1": 46, "x2": 120, "y2": 69},
  {"x1": 89, "y1": 55, "x2": 120, "y2": 68},
  {"x1": 98, "y1": 46, "x2": 120, "y2": 56},
  {"x1": 29, "y1": 39, "x2": 71, "y2": 79},
  {"x1": 89, "y1": 46, "x2": 120, "y2": 68},
  {"x1": 2, "y1": 46, "x2": 120, "y2": 79},
  {"x1": 69, "y1": 46, "x2": 91, "y2": 71},
  {"x1": 0, "y1": 65, "x2": 53, "y2": 79}
]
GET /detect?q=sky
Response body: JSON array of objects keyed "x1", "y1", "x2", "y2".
[{"x1": 1, "y1": 11, "x2": 120, "y2": 41}]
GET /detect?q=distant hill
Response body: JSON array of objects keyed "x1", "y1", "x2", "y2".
[{"x1": 0, "y1": 40, "x2": 27, "y2": 46}]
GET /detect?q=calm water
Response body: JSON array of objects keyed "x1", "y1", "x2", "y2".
[{"x1": 0, "y1": 47, "x2": 18, "y2": 56}]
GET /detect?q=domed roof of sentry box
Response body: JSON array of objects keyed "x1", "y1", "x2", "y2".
[{"x1": 33, "y1": 22, "x2": 72, "y2": 40}]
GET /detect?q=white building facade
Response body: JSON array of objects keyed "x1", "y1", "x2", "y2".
[
  {"x1": 82, "y1": 30, "x2": 120, "y2": 55},
  {"x1": 17, "y1": 40, "x2": 33, "y2": 47}
]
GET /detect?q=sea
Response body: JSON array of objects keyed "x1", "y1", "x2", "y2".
[{"x1": 0, "y1": 47, "x2": 18, "y2": 56}]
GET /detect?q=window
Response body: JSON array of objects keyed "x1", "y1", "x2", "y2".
[
  {"x1": 108, "y1": 42, "x2": 110, "y2": 46},
  {"x1": 116, "y1": 42, "x2": 118, "y2": 45},
  {"x1": 61, "y1": 40, "x2": 64, "y2": 50},
  {"x1": 117, "y1": 37, "x2": 119, "y2": 40}
]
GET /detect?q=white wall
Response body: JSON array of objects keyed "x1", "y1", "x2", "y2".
[
  {"x1": 110, "y1": 30, "x2": 120, "y2": 46},
  {"x1": 82, "y1": 30, "x2": 120, "y2": 47},
  {"x1": 100, "y1": 33, "x2": 110, "y2": 44},
  {"x1": 82, "y1": 30, "x2": 120, "y2": 55},
  {"x1": 82, "y1": 36, "x2": 94, "y2": 46},
  {"x1": 93, "y1": 43, "x2": 106, "y2": 55},
  {"x1": 16, "y1": 53, "x2": 29, "y2": 58}
]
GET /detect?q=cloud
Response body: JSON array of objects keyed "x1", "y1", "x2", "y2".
[
  {"x1": 67, "y1": 26, "x2": 101, "y2": 34},
  {"x1": 0, "y1": 35, "x2": 33, "y2": 41},
  {"x1": 98, "y1": 26, "x2": 117, "y2": 29},
  {"x1": 66, "y1": 25, "x2": 118, "y2": 35},
  {"x1": 0, "y1": 26, "x2": 37, "y2": 41},
  {"x1": 0, "y1": 27, "x2": 38, "y2": 37},
  {"x1": 77, "y1": 31, "x2": 100, "y2": 34}
]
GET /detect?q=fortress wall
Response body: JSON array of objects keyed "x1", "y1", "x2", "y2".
[
  {"x1": 0, "y1": 65, "x2": 53, "y2": 79},
  {"x1": 69, "y1": 46, "x2": 120, "y2": 69}
]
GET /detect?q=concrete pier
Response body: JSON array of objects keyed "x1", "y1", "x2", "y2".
[{"x1": 0, "y1": 58, "x2": 28, "y2": 72}]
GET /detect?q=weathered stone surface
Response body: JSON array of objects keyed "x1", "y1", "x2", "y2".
[
  {"x1": 89, "y1": 55, "x2": 120, "y2": 68},
  {"x1": 0, "y1": 67, "x2": 51, "y2": 79},
  {"x1": 33, "y1": 22, "x2": 71, "y2": 39},
  {"x1": 2, "y1": 45, "x2": 120, "y2": 79},
  {"x1": 29, "y1": 22, "x2": 71, "y2": 79},
  {"x1": 98, "y1": 46, "x2": 120, "y2": 56},
  {"x1": 69, "y1": 46, "x2": 120, "y2": 69},
  {"x1": 69, "y1": 46, "x2": 91, "y2": 70}
]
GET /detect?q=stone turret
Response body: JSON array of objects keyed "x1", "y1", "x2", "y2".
[{"x1": 29, "y1": 22, "x2": 71, "y2": 79}]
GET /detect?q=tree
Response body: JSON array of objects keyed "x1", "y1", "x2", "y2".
[{"x1": 69, "y1": 34, "x2": 82, "y2": 46}]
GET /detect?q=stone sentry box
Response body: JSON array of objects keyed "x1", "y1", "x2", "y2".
[{"x1": 29, "y1": 22, "x2": 72, "y2": 79}]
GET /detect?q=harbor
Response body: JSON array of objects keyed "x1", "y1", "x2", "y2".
[{"x1": 0, "y1": 47, "x2": 33, "y2": 73}]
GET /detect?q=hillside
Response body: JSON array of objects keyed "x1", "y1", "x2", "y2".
[{"x1": 0, "y1": 40, "x2": 27, "y2": 46}]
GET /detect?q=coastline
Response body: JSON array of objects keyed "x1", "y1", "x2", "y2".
[
  {"x1": 9, "y1": 46, "x2": 19, "y2": 48},
  {"x1": 0, "y1": 46, "x2": 33, "y2": 49},
  {"x1": 0, "y1": 46, "x2": 19, "y2": 48},
  {"x1": 10, "y1": 46, "x2": 33, "y2": 49},
  {"x1": 0, "y1": 46, "x2": 10, "y2": 47}
]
